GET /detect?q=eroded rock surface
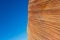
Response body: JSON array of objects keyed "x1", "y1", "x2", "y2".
[{"x1": 28, "y1": 0, "x2": 60, "y2": 40}]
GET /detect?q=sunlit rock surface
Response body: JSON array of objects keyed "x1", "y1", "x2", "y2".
[{"x1": 28, "y1": 0, "x2": 60, "y2": 40}]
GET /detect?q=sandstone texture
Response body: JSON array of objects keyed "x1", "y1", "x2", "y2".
[{"x1": 28, "y1": 0, "x2": 60, "y2": 40}]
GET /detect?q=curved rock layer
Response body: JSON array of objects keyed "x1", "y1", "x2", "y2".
[{"x1": 28, "y1": 0, "x2": 60, "y2": 40}]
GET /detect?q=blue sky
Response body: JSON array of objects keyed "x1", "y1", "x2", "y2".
[{"x1": 0, "y1": 0, "x2": 28, "y2": 40}]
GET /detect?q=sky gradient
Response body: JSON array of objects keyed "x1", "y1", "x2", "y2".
[{"x1": 0, "y1": 0, "x2": 28, "y2": 40}]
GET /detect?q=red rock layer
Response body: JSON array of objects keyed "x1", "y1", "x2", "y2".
[{"x1": 28, "y1": 0, "x2": 60, "y2": 40}]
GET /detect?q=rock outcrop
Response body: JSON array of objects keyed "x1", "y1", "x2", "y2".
[{"x1": 28, "y1": 0, "x2": 60, "y2": 40}]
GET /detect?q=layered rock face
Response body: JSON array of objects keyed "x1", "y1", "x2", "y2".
[{"x1": 28, "y1": 0, "x2": 60, "y2": 40}]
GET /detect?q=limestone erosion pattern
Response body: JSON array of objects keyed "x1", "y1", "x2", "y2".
[{"x1": 28, "y1": 0, "x2": 60, "y2": 40}]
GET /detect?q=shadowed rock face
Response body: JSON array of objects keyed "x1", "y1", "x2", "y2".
[{"x1": 28, "y1": 0, "x2": 60, "y2": 40}]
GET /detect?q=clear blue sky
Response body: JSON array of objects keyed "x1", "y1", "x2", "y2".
[{"x1": 0, "y1": 0, "x2": 28, "y2": 40}]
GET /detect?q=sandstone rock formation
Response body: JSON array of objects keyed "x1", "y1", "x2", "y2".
[{"x1": 28, "y1": 0, "x2": 60, "y2": 40}]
